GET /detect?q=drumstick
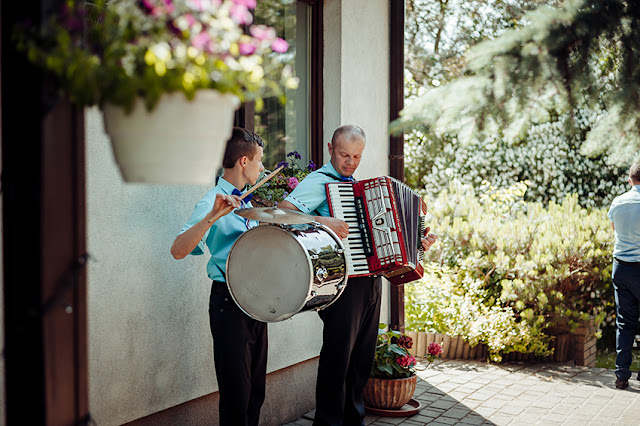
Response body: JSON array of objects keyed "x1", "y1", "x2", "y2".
[{"x1": 208, "y1": 165, "x2": 284, "y2": 223}]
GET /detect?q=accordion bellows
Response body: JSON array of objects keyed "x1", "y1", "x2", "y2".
[{"x1": 326, "y1": 176, "x2": 425, "y2": 285}]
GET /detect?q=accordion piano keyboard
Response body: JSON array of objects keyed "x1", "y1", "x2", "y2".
[{"x1": 326, "y1": 183, "x2": 370, "y2": 276}]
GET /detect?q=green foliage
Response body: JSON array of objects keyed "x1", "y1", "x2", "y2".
[
  {"x1": 395, "y1": 0, "x2": 640, "y2": 166},
  {"x1": 404, "y1": 106, "x2": 629, "y2": 208},
  {"x1": 596, "y1": 349, "x2": 640, "y2": 370},
  {"x1": 371, "y1": 325, "x2": 415, "y2": 379},
  {"x1": 371, "y1": 324, "x2": 441, "y2": 379},
  {"x1": 252, "y1": 151, "x2": 315, "y2": 205},
  {"x1": 406, "y1": 265, "x2": 553, "y2": 362},
  {"x1": 406, "y1": 181, "x2": 615, "y2": 361},
  {"x1": 14, "y1": 0, "x2": 299, "y2": 111},
  {"x1": 405, "y1": 0, "x2": 559, "y2": 89}
]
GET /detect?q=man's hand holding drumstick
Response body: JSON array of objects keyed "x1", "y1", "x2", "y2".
[{"x1": 172, "y1": 166, "x2": 283, "y2": 259}]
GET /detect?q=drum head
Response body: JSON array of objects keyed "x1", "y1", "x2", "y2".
[{"x1": 226, "y1": 225, "x2": 312, "y2": 322}]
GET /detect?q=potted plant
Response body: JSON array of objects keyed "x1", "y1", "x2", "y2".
[
  {"x1": 364, "y1": 323, "x2": 443, "y2": 412},
  {"x1": 15, "y1": 0, "x2": 299, "y2": 184},
  {"x1": 252, "y1": 150, "x2": 317, "y2": 206}
]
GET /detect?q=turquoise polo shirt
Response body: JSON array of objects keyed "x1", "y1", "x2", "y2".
[
  {"x1": 180, "y1": 177, "x2": 258, "y2": 281},
  {"x1": 608, "y1": 185, "x2": 640, "y2": 262},
  {"x1": 285, "y1": 162, "x2": 346, "y2": 217}
]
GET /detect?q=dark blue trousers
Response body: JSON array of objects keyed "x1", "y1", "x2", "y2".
[
  {"x1": 613, "y1": 260, "x2": 640, "y2": 381},
  {"x1": 209, "y1": 281, "x2": 268, "y2": 426},
  {"x1": 313, "y1": 276, "x2": 382, "y2": 426}
]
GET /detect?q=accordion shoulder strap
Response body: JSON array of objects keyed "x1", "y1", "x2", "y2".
[{"x1": 318, "y1": 171, "x2": 342, "y2": 181}]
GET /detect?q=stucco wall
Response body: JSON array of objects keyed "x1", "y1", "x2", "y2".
[
  {"x1": 323, "y1": 0, "x2": 392, "y2": 322},
  {"x1": 86, "y1": 0, "x2": 391, "y2": 424},
  {"x1": 86, "y1": 109, "x2": 324, "y2": 425}
]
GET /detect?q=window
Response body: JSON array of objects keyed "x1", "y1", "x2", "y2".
[{"x1": 236, "y1": 0, "x2": 322, "y2": 170}]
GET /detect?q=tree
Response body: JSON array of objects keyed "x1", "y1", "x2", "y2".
[
  {"x1": 396, "y1": 0, "x2": 640, "y2": 166},
  {"x1": 405, "y1": 0, "x2": 557, "y2": 89}
]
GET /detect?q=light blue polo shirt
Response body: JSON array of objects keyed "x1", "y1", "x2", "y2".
[
  {"x1": 608, "y1": 185, "x2": 640, "y2": 262},
  {"x1": 180, "y1": 177, "x2": 258, "y2": 281},
  {"x1": 285, "y1": 162, "x2": 346, "y2": 217}
]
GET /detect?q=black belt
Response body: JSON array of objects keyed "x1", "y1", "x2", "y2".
[
  {"x1": 212, "y1": 280, "x2": 230, "y2": 294},
  {"x1": 615, "y1": 258, "x2": 640, "y2": 269}
]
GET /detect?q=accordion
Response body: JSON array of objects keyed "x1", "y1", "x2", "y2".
[{"x1": 326, "y1": 176, "x2": 426, "y2": 286}]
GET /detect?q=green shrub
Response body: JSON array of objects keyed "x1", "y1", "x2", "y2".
[
  {"x1": 404, "y1": 108, "x2": 629, "y2": 209},
  {"x1": 406, "y1": 265, "x2": 552, "y2": 362},
  {"x1": 407, "y1": 180, "x2": 615, "y2": 360}
]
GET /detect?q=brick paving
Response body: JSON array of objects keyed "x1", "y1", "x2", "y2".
[{"x1": 283, "y1": 360, "x2": 640, "y2": 425}]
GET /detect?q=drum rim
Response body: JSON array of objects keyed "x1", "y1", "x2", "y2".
[{"x1": 226, "y1": 224, "x2": 314, "y2": 322}]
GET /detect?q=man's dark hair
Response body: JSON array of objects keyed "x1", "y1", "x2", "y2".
[
  {"x1": 331, "y1": 125, "x2": 366, "y2": 147},
  {"x1": 222, "y1": 127, "x2": 264, "y2": 168},
  {"x1": 630, "y1": 163, "x2": 640, "y2": 184}
]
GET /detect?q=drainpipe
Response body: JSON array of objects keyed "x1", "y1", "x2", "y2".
[{"x1": 389, "y1": 0, "x2": 405, "y2": 332}]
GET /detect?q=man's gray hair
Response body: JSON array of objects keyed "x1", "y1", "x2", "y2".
[{"x1": 331, "y1": 125, "x2": 366, "y2": 147}]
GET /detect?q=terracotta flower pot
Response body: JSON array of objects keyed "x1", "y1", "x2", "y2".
[{"x1": 362, "y1": 375, "x2": 417, "y2": 410}]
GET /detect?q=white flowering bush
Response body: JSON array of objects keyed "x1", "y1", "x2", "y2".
[
  {"x1": 14, "y1": 0, "x2": 299, "y2": 111},
  {"x1": 405, "y1": 106, "x2": 629, "y2": 208},
  {"x1": 406, "y1": 180, "x2": 615, "y2": 361},
  {"x1": 406, "y1": 265, "x2": 552, "y2": 362}
]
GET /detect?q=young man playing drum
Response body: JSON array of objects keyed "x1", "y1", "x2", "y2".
[
  {"x1": 171, "y1": 128, "x2": 266, "y2": 425},
  {"x1": 278, "y1": 125, "x2": 437, "y2": 425}
]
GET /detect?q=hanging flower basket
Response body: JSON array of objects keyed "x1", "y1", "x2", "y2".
[
  {"x1": 14, "y1": 0, "x2": 300, "y2": 184},
  {"x1": 103, "y1": 90, "x2": 239, "y2": 184}
]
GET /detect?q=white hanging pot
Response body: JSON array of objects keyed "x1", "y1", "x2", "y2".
[{"x1": 102, "y1": 89, "x2": 240, "y2": 184}]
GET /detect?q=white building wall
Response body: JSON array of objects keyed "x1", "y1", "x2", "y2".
[
  {"x1": 86, "y1": 109, "x2": 324, "y2": 425},
  {"x1": 86, "y1": 0, "x2": 390, "y2": 424},
  {"x1": 323, "y1": 0, "x2": 391, "y2": 321}
]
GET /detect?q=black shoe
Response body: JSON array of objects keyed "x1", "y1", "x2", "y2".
[
  {"x1": 616, "y1": 378, "x2": 629, "y2": 389},
  {"x1": 637, "y1": 371, "x2": 640, "y2": 381}
]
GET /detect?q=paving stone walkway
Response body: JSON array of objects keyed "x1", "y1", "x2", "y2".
[{"x1": 283, "y1": 359, "x2": 640, "y2": 425}]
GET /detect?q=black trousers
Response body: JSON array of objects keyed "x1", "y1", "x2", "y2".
[
  {"x1": 314, "y1": 276, "x2": 382, "y2": 426},
  {"x1": 209, "y1": 281, "x2": 268, "y2": 426}
]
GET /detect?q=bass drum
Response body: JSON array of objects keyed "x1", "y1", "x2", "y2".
[{"x1": 226, "y1": 222, "x2": 348, "y2": 322}]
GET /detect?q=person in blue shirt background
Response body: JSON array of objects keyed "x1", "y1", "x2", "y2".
[
  {"x1": 278, "y1": 125, "x2": 437, "y2": 425},
  {"x1": 171, "y1": 128, "x2": 266, "y2": 425},
  {"x1": 608, "y1": 162, "x2": 640, "y2": 390}
]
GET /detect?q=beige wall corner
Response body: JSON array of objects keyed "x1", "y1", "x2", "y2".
[
  {"x1": 323, "y1": 0, "x2": 392, "y2": 326},
  {"x1": 322, "y1": 0, "x2": 390, "y2": 183},
  {"x1": 86, "y1": 107, "x2": 324, "y2": 425},
  {"x1": 125, "y1": 358, "x2": 318, "y2": 426}
]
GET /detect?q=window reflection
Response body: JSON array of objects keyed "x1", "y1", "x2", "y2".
[{"x1": 254, "y1": 0, "x2": 310, "y2": 171}]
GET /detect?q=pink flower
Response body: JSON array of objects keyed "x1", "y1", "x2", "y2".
[
  {"x1": 142, "y1": 0, "x2": 175, "y2": 16},
  {"x1": 192, "y1": 32, "x2": 213, "y2": 51},
  {"x1": 182, "y1": 14, "x2": 197, "y2": 28},
  {"x1": 397, "y1": 336, "x2": 413, "y2": 349},
  {"x1": 428, "y1": 342, "x2": 443, "y2": 356},
  {"x1": 230, "y1": 4, "x2": 253, "y2": 25},
  {"x1": 287, "y1": 177, "x2": 299, "y2": 190},
  {"x1": 271, "y1": 37, "x2": 289, "y2": 53},
  {"x1": 188, "y1": 0, "x2": 221, "y2": 11},
  {"x1": 163, "y1": 0, "x2": 175, "y2": 14},
  {"x1": 239, "y1": 42, "x2": 256, "y2": 55},
  {"x1": 231, "y1": 0, "x2": 257, "y2": 8},
  {"x1": 396, "y1": 355, "x2": 416, "y2": 368},
  {"x1": 250, "y1": 25, "x2": 276, "y2": 41}
]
